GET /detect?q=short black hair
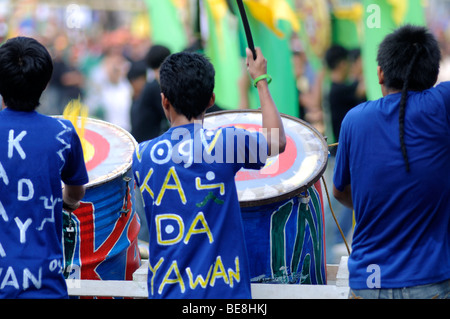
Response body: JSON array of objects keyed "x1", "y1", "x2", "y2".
[
  {"x1": 146, "y1": 45, "x2": 171, "y2": 70},
  {"x1": 127, "y1": 60, "x2": 147, "y2": 81},
  {"x1": 159, "y1": 51, "x2": 215, "y2": 120},
  {"x1": 377, "y1": 24, "x2": 441, "y2": 91},
  {"x1": 325, "y1": 45, "x2": 349, "y2": 70},
  {"x1": 0, "y1": 37, "x2": 53, "y2": 111},
  {"x1": 377, "y1": 25, "x2": 441, "y2": 172}
]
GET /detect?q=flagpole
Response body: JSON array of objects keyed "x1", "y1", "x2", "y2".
[{"x1": 236, "y1": 0, "x2": 257, "y2": 60}]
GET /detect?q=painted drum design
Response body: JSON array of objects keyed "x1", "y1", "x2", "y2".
[
  {"x1": 204, "y1": 110, "x2": 328, "y2": 284},
  {"x1": 63, "y1": 119, "x2": 141, "y2": 282}
]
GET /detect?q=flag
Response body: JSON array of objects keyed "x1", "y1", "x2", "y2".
[
  {"x1": 331, "y1": 1, "x2": 364, "y2": 49},
  {"x1": 243, "y1": 0, "x2": 300, "y2": 38},
  {"x1": 203, "y1": 0, "x2": 242, "y2": 110},
  {"x1": 296, "y1": 0, "x2": 331, "y2": 71},
  {"x1": 362, "y1": 0, "x2": 425, "y2": 100},
  {"x1": 144, "y1": 0, "x2": 188, "y2": 53},
  {"x1": 234, "y1": 0, "x2": 299, "y2": 117}
]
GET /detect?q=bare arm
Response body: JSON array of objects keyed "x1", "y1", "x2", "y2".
[
  {"x1": 246, "y1": 47, "x2": 286, "y2": 156},
  {"x1": 333, "y1": 184, "x2": 353, "y2": 210},
  {"x1": 63, "y1": 184, "x2": 86, "y2": 212}
]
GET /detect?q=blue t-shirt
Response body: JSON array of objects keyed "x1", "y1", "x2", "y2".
[
  {"x1": 132, "y1": 123, "x2": 267, "y2": 299},
  {"x1": 0, "y1": 109, "x2": 88, "y2": 298},
  {"x1": 334, "y1": 82, "x2": 450, "y2": 289}
]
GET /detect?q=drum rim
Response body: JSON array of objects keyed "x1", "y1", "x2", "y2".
[
  {"x1": 204, "y1": 109, "x2": 329, "y2": 208},
  {"x1": 84, "y1": 118, "x2": 138, "y2": 188},
  {"x1": 55, "y1": 116, "x2": 138, "y2": 188}
]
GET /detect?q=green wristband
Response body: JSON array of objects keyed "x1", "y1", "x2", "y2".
[{"x1": 253, "y1": 74, "x2": 272, "y2": 88}]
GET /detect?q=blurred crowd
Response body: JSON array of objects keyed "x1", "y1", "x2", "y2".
[
  {"x1": 1, "y1": 3, "x2": 444, "y2": 150},
  {"x1": 39, "y1": 29, "x2": 152, "y2": 133}
]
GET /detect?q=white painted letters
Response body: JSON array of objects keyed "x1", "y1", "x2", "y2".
[
  {"x1": 14, "y1": 217, "x2": 32, "y2": 244},
  {"x1": 23, "y1": 268, "x2": 42, "y2": 290},
  {"x1": 0, "y1": 161, "x2": 9, "y2": 185},
  {"x1": 0, "y1": 201, "x2": 8, "y2": 222},
  {"x1": 8, "y1": 130, "x2": 27, "y2": 160},
  {"x1": 18, "y1": 179, "x2": 34, "y2": 201},
  {"x1": 0, "y1": 267, "x2": 20, "y2": 290},
  {"x1": 0, "y1": 267, "x2": 43, "y2": 291}
]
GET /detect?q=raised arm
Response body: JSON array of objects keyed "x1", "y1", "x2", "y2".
[{"x1": 246, "y1": 47, "x2": 286, "y2": 156}]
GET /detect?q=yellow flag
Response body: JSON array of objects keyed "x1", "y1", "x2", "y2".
[
  {"x1": 207, "y1": 0, "x2": 228, "y2": 22},
  {"x1": 243, "y1": 0, "x2": 300, "y2": 38},
  {"x1": 206, "y1": 0, "x2": 228, "y2": 48},
  {"x1": 332, "y1": 2, "x2": 364, "y2": 22},
  {"x1": 387, "y1": 0, "x2": 408, "y2": 25}
]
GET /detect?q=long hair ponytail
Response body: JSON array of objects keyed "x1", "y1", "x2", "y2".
[{"x1": 399, "y1": 44, "x2": 421, "y2": 172}]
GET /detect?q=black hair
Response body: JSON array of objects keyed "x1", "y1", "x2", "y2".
[
  {"x1": 127, "y1": 60, "x2": 147, "y2": 81},
  {"x1": 146, "y1": 45, "x2": 171, "y2": 70},
  {"x1": 377, "y1": 25, "x2": 441, "y2": 172},
  {"x1": 159, "y1": 51, "x2": 215, "y2": 121},
  {"x1": 0, "y1": 37, "x2": 53, "y2": 111},
  {"x1": 349, "y1": 48, "x2": 361, "y2": 62},
  {"x1": 325, "y1": 45, "x2": 349, "y2": 70}
]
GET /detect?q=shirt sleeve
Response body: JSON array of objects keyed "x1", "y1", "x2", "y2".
[
  {"x1": 61, "y1": 121, "x2": 89, "y2": 186},
  {"x1": 333, "y1": 117, "x2": 351, "y2": 192}
]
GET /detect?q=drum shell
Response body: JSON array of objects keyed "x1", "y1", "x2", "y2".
[
  {"x1": 62, "y1": 118, "x2": 141, "y2": 282},
  {"x1": 242, "y1": 181, "x2": 326, "y2": 285},
  {"x1": 64, "y1": 168, "x2": 140, "y2": 281}
]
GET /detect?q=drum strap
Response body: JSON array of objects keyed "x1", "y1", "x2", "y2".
[{"x1": 321, "y1": 176, "x2": 351, "y2": 255}]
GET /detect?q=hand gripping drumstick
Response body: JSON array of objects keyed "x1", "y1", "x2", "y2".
[{"x1": 236, "y1": 0, "x2": 257, "y2": 60}]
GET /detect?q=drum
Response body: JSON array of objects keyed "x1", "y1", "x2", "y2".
[
  {"x1": 63, "y1": 118, "x2": 141, "y2": 281},
  {"x1": 203, "y1": 110, "x2": 328, "y2": 285}
]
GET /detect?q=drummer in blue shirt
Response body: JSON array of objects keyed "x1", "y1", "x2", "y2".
[
  {"x1": 0, "y1": 37, "x2": 89, "y2": 298},
  {"x1": 132, "y1": 47, "x2": 286, "y2": 299},
  {"x1": 333, "y1": 25, "x2": 450, "y2": 299}
]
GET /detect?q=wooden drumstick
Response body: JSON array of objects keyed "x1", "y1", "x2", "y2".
[{"x1": 236, "y1": 0, "x2": 257, "y2": 60}]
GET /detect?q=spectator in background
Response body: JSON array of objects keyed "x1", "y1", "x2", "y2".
[
  {"x1": 85, "y1": 35, "x2": 132, "y2": 131},
  {"x1": 130, "y1": 45, "x2": 171, "y2": 143},
  {"x1": 41, "y1": 35, "x2": 84, "y2": 115},
  {"x1": 127, "y1": 59, "x2": 147, "y2": 104},
  {"x1": 294, "y1": 49, "x2": 326, "y2": 135},
  {"x1": 325, "y1": 45, "x2": 366, "y2": 143}
]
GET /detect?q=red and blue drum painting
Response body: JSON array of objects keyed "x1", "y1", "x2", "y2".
[
  {"x1": 63, "y1": 118, "x2": 141, "y2": 282},
  {"x1": 204, "y1": 110, "x2": 328, "y2": 285}
]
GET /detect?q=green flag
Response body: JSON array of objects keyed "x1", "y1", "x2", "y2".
[
  {"x1": 234, "y1": 0, "x2": 299, "y2": 117},
  {"x1": 144, "y1": 0, "x2": 188, "y2": 53},
  {"x1": 331, "y1": 4, "x2": 363, "y2": 50},
  {"x1": 362, "y1": 0, "x2": 425, "y2": 100},
  {"x1": 203, "y1": 0, "x2": 242, "y2": 110}
]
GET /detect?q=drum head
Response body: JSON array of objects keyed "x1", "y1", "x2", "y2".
[
  {"x1": 203, "y1": 110, "x2": 328, "y2": 207},
  {"x1": 83, "y1": 118, "x2": 137, "y2": 187}
]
